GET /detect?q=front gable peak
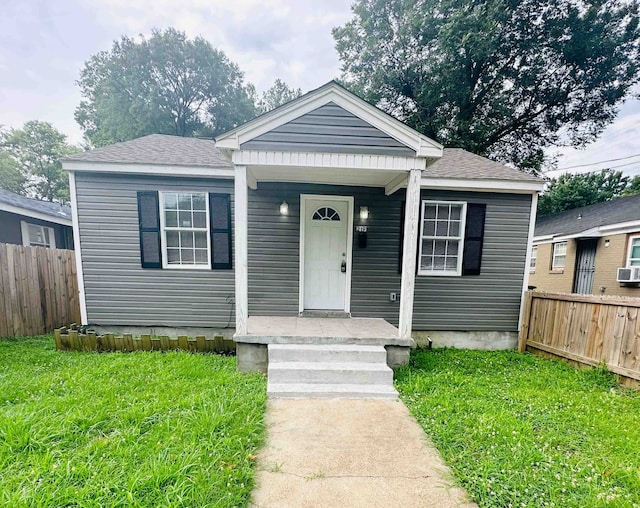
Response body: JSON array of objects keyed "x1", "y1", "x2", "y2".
[{"x1": 216, "y1": 81, "x2": 443, "y2": 159}]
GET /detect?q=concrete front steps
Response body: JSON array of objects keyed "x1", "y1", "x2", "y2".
[{"x1": 267, "y1": 344, "x2": 398, "y2": 399}]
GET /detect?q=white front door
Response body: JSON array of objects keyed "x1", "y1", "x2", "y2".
[{"x1": 303, "y1": 197, "x2": 351, "y2": 310}]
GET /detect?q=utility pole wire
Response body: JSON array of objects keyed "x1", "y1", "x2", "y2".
[{"x1": 555, "y1": 152, "x2": 640, "y2": 171}]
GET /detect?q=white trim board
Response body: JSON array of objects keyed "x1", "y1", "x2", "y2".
[
  {"x1": 0, "y1": 201, "x2": 72, "y2": 226},
  {"x1": 298, "y1": 194, "x2": 354, "y2": 314},
  {"x1": 421, "y1": 177, "x2": 543, "y2": 194},
  {"x1": 62, "y1": 160, "x2": 235, "y2": 178},
  {"x1": 232, "y1": 149, "x2": 427, "y2": 171},
  {"x1": 68, "y1": 171, "x2": 88, "y2": 325},
  {"x1": 216, "y1": 81, "x2": 443, "y2": 158},
  {"x1": 533, "y1": 220, "x2": 640, "y2": 245},
  {"x1": 519, "y1": 193, "x2": 538, "y2": 332}
]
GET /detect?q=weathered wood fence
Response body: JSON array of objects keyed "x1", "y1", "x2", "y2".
[
  {"x1": 55, "y1": 325, "x2": 236, "y2": 354},
  {"x1": 519, "y1": 291, "x2": 640, "y2": 382},
  {"x1": 0, "y1": 243, "x2": 80, "y2": 337}
]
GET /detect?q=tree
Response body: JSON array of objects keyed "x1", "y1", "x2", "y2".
[
  {"x1": 623, "y1": 175, "x2": 640, "y2": 196},
  {"x1": 1, "y1": 121, "x2": 79, "y2": 202},
  {"x1": 257, "y1": 79, "x2": 302, "y2": 113},
  {"x1": 537, "y1": 170, "x2": 630, "y2": 216},
  {"x1": 75, "y1": 28, "x2": 257, "y2": 147},
  {"x1": 333, "y1": 0, "x2": 640, "y2": 173},
  {"x1": 0, "y1": 129, "x2": 27, "y2": 194}
]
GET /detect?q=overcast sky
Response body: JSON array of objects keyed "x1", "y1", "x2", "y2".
[{"x1": 1, "y1": 0, "x2": 638, "y2": 176}]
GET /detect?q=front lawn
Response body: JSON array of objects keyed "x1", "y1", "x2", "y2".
[
  {"x1": 396, "y1": 349, "x2": 640, "y2": 508},
  {"x1": 0, "y1": 336, "x2": 266, "y2": 507}
]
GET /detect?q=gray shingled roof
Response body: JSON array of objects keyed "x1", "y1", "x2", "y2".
[
  {"x1": 63, "y1": 135, "x2": 541, "y2": 184},
  {"x1": 64, "y1": 134, "x2": 232, "y2": 168},
  {"x1": 0, "y1": 188, "x2": 71, "y2": 221},
  {"x1": 425, "y1": 148, "x2": 542, "y2": 182},
  {"x1": 535, "y1": 193, "x2": 640, "y2": 237}
]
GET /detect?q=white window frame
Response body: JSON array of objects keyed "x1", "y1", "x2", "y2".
[
  {"x1": 530, "y1": 245, "x2": 537, "y2": 272},
  {"x1": 21, "y1": 221, "x2": 56, "y2": 248},
  {"x1": 627, "y1": 235, "x2": 640, "y2": 267},
  {"x1": 418, "y1": 200, "x2": 467, "y2": 277},
  {"x1": 551, "y1": 241, "x2": 567, "y2": 270},
  {"x1": 158, "y1": 191, "x2": 211, "y2": 270}
]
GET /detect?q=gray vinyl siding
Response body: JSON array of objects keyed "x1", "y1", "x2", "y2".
[
  {"x1": 0, "y1": 210, "x2": 72, "y2": 249},
  {"x1": 248, "y1": 184, "x2": 531, "y2": 332},
  {"x1": 247, "y1": 183, "x2": 403, "y2": 319},
  {"x1": 74, "y1": 172, "x2": 235, "y2": 327},
  {"x1": 240, "y1": 103, "x2": 415, "y2": 156},
  {"x1": 413, "y1": 191, "x2": 531, "y2": 331}
]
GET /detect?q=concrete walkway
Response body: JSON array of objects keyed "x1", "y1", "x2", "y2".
[{"x1": 250, "y1": 399, "x2": 477, "y2": 508}]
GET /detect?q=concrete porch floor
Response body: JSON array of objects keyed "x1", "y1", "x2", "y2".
[
  {"x1": 239, "y1": 316, "x2": 413, "y2": 347},
  {"x1": 234, "y1": 316, "x2": 415, "y2": 373}
]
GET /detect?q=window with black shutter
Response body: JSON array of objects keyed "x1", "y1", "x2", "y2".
[
  {"x1": 399, "y1": 200, "x2": 486, "y2": 276},
  {"x1": 137, "y1": 191, "x2": 232, "y2": 270}
]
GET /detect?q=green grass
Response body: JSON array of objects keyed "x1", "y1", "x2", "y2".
[
  {"x1": 396, "y1": 349, "x2": 640, "y2": 508},
  {"x1": 0, "y1": 336, "x2": 266, "y2": 507}
]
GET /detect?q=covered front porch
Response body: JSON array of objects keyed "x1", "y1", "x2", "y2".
[{"x1": 235, "y1": 316, "x2": 414, "y2": 373}]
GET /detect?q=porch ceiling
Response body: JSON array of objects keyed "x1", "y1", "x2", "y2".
[{"x1": 247, "y1": 165, "x2": 406, "y2": 188}]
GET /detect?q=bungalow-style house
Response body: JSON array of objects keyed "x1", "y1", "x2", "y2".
[
  {"x1": 529, "y1": 194, "x2": 640, "y2": 296},
  {"x1": 0, "y1": 188, "x2": 73, "y2": 249},
  {"x1": 62, "y1": 82, "x2": 543, "y2": 396}
]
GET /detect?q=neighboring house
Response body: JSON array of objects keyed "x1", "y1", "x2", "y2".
[
  {"x1": 0, "y1": 188, "x2": 73, "y2": 249},
  {"x1": 529, "y1": 194, "x2": 640, "y2": 296},
  {"x1": 61, "y1": 81, "x2": 543, "y2": 366}
]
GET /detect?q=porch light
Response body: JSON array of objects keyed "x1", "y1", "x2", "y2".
[
  {"x1": 359, "y1": 206, "x2": 369, "y2": 221},
  {"x1": 279, "y1": 201, "x2": 289, "y2": 215}
]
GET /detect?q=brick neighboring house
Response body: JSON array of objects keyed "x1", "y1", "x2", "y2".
[{"x1": 529, "y1": 194, "x2": 640, "y2": 296}]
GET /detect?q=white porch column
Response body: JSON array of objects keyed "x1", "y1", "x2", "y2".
[
  {"x1": 398, "y1": 169, "x2": 422, "y2": 339},
  {"x1": 234, "y1": 165, "x2": 249, "y2": 335}
]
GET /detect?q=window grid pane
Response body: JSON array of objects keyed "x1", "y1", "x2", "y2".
[
  {"x1": 162, "y1": 192, "x2": 209, "y2": 267},
  {"x1": 552, "y1": 242, "x2": 567, "y2": 269},
  {"x1": 629, "y1": 238, "x2": 640, "y2": 266},
  {"x1": 420, "y1": 201, "x2": 465, "y2": 274}
]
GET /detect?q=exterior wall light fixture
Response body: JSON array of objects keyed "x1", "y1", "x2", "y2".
[
  {"x1": 279, "y1": 201, "x2": 289, "y2": 215},
  {"x1": 360, "y1": 206, "x2": 369, "y2": 221}
]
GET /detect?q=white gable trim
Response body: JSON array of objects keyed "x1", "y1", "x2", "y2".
[{"x1": 216, "y1": 82, "x2": 443, "y2": 158}]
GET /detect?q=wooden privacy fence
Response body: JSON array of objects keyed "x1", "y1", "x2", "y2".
[
  {"x1": 0, "y1": 243, "x2": 81, "y2": 338},
  {"x1": 519, "y1": 291, "x2": 640, "y2": 382},
  {"x1": 55, "y1": 326, "x2": 236, "y2": 354}
]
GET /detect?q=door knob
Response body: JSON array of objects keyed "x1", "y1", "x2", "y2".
[{"x1": 341, "y1": 261, "x2": 347, "y2": 273}]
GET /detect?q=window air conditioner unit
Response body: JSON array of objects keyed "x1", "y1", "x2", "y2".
[{"x1": 617, "y1": 266, "x2": 640, "y2": 282}]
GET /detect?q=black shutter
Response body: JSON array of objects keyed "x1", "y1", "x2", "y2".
[
  {"x1": 137, "y1": 191, "x2": 162, "y2": 268},
  {"x1": 209, "y1": 193, "x2": 232, "y2": 269},
  {"x1": 462, "y1": 203, "x2": 486, "y2": 276}
]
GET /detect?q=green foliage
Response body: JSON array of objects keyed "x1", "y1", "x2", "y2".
[
  {"x1": 0, "y1": 144, "x2": 27, "y2": 195},
  {"x1": 623, "y1": 174, "x2": 640, "y2": 196},
  {"x1": 333, "y1": 0, "x2": 640, "y2": 173},
  {"x1": 75, "y1": 28, "x2": 257, "y2": 147},
  {"x1": 0, "y1": 336, "x2": 266, "y2": 506},
  {"x1": 537, "y1": 169, "x2": 630, "y2": 216},
  {"x1": 0, "y1": 122, "x2": 78, "y2": 202},
  {"x1": 257, "y1": 78, "x2": 302, "y2": 113},
  {"x1": 396, "y1": 348, "x2": 640, "y2": 507}
]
